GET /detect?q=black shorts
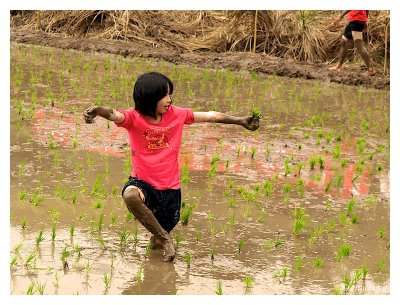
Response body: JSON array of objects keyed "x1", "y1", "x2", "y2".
[
  {"x1": 122, "y1": 177, "x2": 181, "y2": 233},
  {"x1": 343, "y1": 21, "x2": 366, "y2": 40}
]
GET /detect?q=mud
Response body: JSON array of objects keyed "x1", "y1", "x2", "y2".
[
  {"x1": 10, "y1": 43, "x2": 390, "y2": 295},
  {"x1": 11, "y1": 30, "x2": 390, "y2": 90}
]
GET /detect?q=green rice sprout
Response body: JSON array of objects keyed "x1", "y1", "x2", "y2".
[
  {"x1": 336, "y1": 243, "x2": 351, "y2": 261},
  {"x1": 24, "y1": 251, "x2": 37, "y2": 268},
  {"x1": 184, "y1": 251, "x2": 191, "y2": 268},
  {"x1": 13, "y1": 241, "x2": 23, "y2": 255},
  {"x1": 376, "y1": 258, "x2": 386, "y2": 273},
  {"x1": 110, "y1": 213, "x2": 117, "y2": 226},
  {"x1": 251, "y1": 107, "x2": 261, "y2": 118},
  {"x1": 69, "y1": 224, "x2": 75, "y2": 237},
  {"x1": 378, "y1": 227, "x2": 385, "y2": 239},
  {"x1": 309, "y1": 156, "x2": 318, "y2": 170},
  {"x1": 215, "y1": 281, "x2": 223, "y2": 295},
  {"x1": 26, "y1": 282, "x2": 35, "y2": 295},
  {"x1": 21, "y1": 218, "x2": 27, "y2": 229},
  {"x1": 313, "y1": 257, "x2": 324, "y2": 268},
  {"x1": 103, "y1": 273, "x2": 111, "y2": 290},
  {"x1": 10, "y1": 256, "x2": 18, "y2": 270},
  {"x1": 295, "y1": 255, "x2": 304, "y2": 271},
  {"x1": 195, "y1": 229, "x2": 202, "y2": 242},
  {"x1": 333, "y1": 144, "x2": 341, "y2": 158},
  {"x1": 98, "y1": 213, "x2": 104, "y2": 231},
  {"x1": 238, "y1": 238, "x2": 245, "y2": 253},
  {"x1": 244, "y1": 276, "x2": 254, "y2": 288},
  {"x1": 135, "y1": 267, "x2": 143, "y2": 283},
  {"x1": 175, "y1": 233, "x2": 183, "y2": 247},
  {"x1": 292, "y1": 207, "x2": 306, "y2": 236},
  {"x1": 180, "y1": 201, "x2": 195, "y2": 226},
  {"x1": 346, "y1": 197, "x2": 356, "y2": 216},
  {"x1": 35, "y1": 229, "x2": 44, "y2": 245},
  {"x1": 51, "y1": 223, "x2": 57, "y2": 241},
  {"x1": 318, "y1": 156, "x2": 325, "y2": 169},
  {"x1": 53, "y1": 271, "x2": 59, "y2": 288},
  {"x1": 145, "y1": 241, "x2": 152, "y2": 257}
]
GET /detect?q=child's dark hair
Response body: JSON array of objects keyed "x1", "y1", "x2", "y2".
[{"x1": 133, "y1": 72, "x2": 173, "y2": 119}]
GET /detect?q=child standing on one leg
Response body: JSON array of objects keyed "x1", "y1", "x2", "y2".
[{"x1": 83, "y1": 72, "x2": 259, "y2": 262}]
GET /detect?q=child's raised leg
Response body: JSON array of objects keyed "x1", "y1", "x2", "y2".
[{"x1": 122, "y1": 186, "x2": 175, "y2": 262}]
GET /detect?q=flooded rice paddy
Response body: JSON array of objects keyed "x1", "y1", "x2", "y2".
[{"x1": 10, "y1": 43, "x2": 390, "y2": 295}]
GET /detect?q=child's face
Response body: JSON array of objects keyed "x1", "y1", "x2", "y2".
[{"x1": 155, "y1": 91, "x2": 172, "y2": 115}]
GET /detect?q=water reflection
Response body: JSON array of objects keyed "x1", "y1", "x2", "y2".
[{"x1": 121, "y1": 258, "x2": 178, "y2": 295}]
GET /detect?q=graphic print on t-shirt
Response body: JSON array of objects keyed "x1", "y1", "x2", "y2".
[{"x1": 143, "y1": 126, "x2": 173, "y2": 151}]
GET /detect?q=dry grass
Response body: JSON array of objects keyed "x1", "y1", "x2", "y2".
[{"x1": 10, "y1": 10, "x2": 390, "y2": 66}]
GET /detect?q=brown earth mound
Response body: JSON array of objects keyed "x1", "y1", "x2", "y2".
[{"x1": 11, "y1": 30, "x2": 389, "y2": 89}]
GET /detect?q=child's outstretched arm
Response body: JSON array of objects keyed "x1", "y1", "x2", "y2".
[
  {"x1": 83, "y1": 106, "x2": 125, "y2": 124},
  {"x1": 194, "y1": 111, "x2": 259, "y2": 131}
]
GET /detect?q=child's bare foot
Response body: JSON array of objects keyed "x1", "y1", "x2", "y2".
[
  {"x1": 328, "y1": 65, "x2": 342, "y2": 72},
  {"x1": 361, "y1": 68, "x2": 375, "y2": 76},
  {"x1": 150, "y1": 235, "x2": 163, "y2": 249},
  {"x1": 161, "y1": 235, "x2": 176, "y2": 262}
]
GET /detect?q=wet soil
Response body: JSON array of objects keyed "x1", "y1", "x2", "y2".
[
  {"x1": 11, "y1": 30, "x2": 390, "y2": 90},
  {"x1": 10, "y1": 43, "x2": 390, "y2": 295}
]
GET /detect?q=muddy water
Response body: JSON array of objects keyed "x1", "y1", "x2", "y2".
[{"x1": 10, "y1": 43, "x2": 390, "y2": 295}]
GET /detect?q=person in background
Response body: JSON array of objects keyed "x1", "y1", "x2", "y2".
[
  {"x1": 83, "y1": 72, "x2": 259, "y2": 262},
  {"x1": 328, "y1": 10, "x2": 375, "y2": 76}
]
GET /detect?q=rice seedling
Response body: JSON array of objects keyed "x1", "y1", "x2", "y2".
[
  {"x1": 13, "y1": 242, "x2": 23, "y2": 256},
  {"x1": 274, "y1": 267, "x2": 288, "y2": 281},
  {"x1": 103, "y1": 273, "x2": 111, "y2": 291},
  {"x1": 333, "y1": 144, "x2": 341, "y2": 158},
  {"x1": 208, "y1": 154, "x2": 220, "y2": 176},
  {"x1": 175, "y1": 233, "x2": 184, "y2": 247},
  {"x1": 21, "y1": 218, "x2": 27, "y2": 229},
  {"x1": 215, "y1": 281, "x2": 223, "y2": 295},
  {"x1": 338, "y1": 213, "x2": 348, "y2": 226},
  {"x1": 333, "y1": 286, "x2": 342, "y2": 295},
  {"x1": 18, "y1": 190, "x2": 27, "y2": 201},
  {"x1": 326, "y1": 219, "x2": 336, "y2": 233},
  {"x1": 181, "y1": 159, "x2": 190, "y2": 183},
  {"x1": 53, "y1": 271, "x2": 59, "y2": 288},
  {"x1": 309, "y1": 156, "x2": 318, "y2": 170},
  {"x1": 98, "y1": 213, "x2": 104, "y2": 231},
  {"x1": 71, "y1": 192, "x2": 78, "y2": 204},
  {"x1": 125, "y1": 211, "x2": 134, "y2": 222},
  {"x1": 361, "y1": 264, "x2": 368, "y2": 280},
  {"x1": 110, "y1": 213, "x2": 117, "y2": 226},
  {"x1": 341, "y1": 159, "x2": 348, "y2": 168},
  {"x1": 356, "y1": 138, "x2": 366, "y2": 153},
  {"x1": 292, "y1": 207, "x2": 306, "y2": 236},
  {"x1": 35, "y1": 229, "x2": 45, "y2": 245},
  {"x1": 238, "y1": 238, "x2": 245, "y2": 253},
  {"x1": 10, "y1": 256, "x2": 18, "y2": 270},
  {"x1": 283, "y1": 158, "x2": 292, "y2": 176},
  {"x1": 30, "y1": 188, "x2": 44, "y2": 207},
  {"x1": 61, "y1": 245, "x2": 70, "y2": 270},
  {"x1": 376, "y1": 258, "x2": 386, "y2": 273},
  {"x1": 313, "y1": 257, "x2": 324, "y2": 268},
  {"x1": 69, "y1": 224, "x2": 75, "y2": 238},
  {"x1": 318, "y1": 156, "x2": 325, "y2": 169},
  {"x1": 378, "y1": 227, "x2": 385, "y2": 239},
  {"x1": 195, "y1": 229, "x2": 202, "y2": 242},
  {"x1": 26, "y1": 282, "x2": 35, "y2": 295},
  {"x1": 346, "y1": 197, "x2": 356, "y2": 216},
  {"x1": 135, "y1": 267, "x2": 143, "y2": 283},
  {"x1": 24, "y1": 251, "x2": 37, "y2": 268},
  {"x1": 184, "y1": 251, "x2": 191, "y2": 268},
  {"x1": 180, "y1": 201, "x2": 195, "y2": 226},
  {"x1": 377, "y1": 164, "x2": 383, "y2": 171},
  {"x1": 210, "y1": 245, "x2": 217, "y2": 261},
  {"x1": 296, "y1": 162, "x2": 304, "y2": 176},
  {"x1": 343, "y1": 273, "x2": 353, "y2": 294},
  {"x1": 351, "y1": 215, "x2": 358, "y2": 224},
  {"x1": 336, "y1": 243, "x2": 351, "y2": 261},
  {"x1": 295, "y1": 255, "x2": 304, "y2": 271},
  {"x1": 145, "y1": 241, "x2": 152, "y2": 257},
  {"x1": 244, "y1": 276, "x2": 254, "y2": 289}
]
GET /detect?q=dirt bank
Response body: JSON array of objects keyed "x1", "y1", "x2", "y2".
[{"x1": 11, "y1": 30, "x2": 390, "y2": 90}]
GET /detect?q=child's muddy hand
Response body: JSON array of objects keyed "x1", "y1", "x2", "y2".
[
  {"x1": 83, "y1": 106, "x2": 98, "y2": 123},
  {"x1": 243, "y1": 116, "x2": 259, "y2": 131}
]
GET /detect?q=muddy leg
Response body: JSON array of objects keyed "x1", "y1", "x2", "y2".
[
  {"x1": 354, "y1": 39, "x2": 375, "y2": 76},
  {"x1": 122, "y1": 187, "x2": 175, "y2": 262},
  {"x1": 329, "y1": 37, "x2": 349, "y2": 71}
]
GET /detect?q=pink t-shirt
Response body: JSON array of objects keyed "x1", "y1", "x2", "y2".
[{"x1": 115, "y1": 105, "x2": 194, "y2": 190}]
